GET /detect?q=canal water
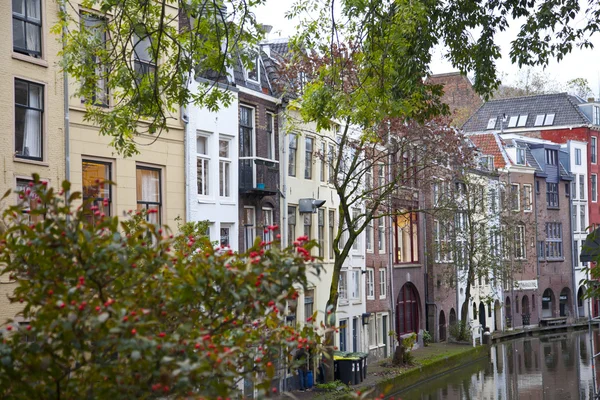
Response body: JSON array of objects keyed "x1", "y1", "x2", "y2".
[{"x1": 395, "y1": 329, "x2": 600, "y2": 400}]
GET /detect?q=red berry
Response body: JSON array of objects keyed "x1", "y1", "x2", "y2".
[
  {"x1": 131, "y1": 329, "x2": 137, "y2": 335},
  {"x1": 158, "y1": 332, "x2": 166, "y2": 338},
  {"x1": 47, "y1": 290, "x2": 53, "y2": 296}
]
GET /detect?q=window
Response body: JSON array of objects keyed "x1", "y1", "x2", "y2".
[
  {"x1": 320, "y1": 142, "x2": 326, "y2": 182},
  {"x1": 574, "y1": 240, "x2": 580, "y2": 268},
  {"x1": 289, "y1": 135, "x2": 297, "y2": 177},
  {"x1": 136, "y1": 166, "x2": 161, "y2": 225},
  {"x1": 572, "y1": 204, "x2": 578, "y2": 232},
  {"x1": 479, "y1": 155, "x2": 494, "y2": 170},
  {"x1": 13, "y1": 0, "x2": 42, "y2": 58},
  {"x1": 576, "y1": 148, "x2": 582, "y2": 165},
  {"x1": 15, "y1": 178, "x2": 37, "y2": 221},
  {"x1": 514, "y1": 225, "x2": 525, "y2": 259},
  {"x1": 581, "y1": 205, "x2": 586, "y2": 233},
  {"x1": 580, "y1": 175, "x2": 585, "y2": 200},
  {"x1": 242, "y1": 207, "x2": 255, "y2": 250},
  {"x1": 536, "y1": 180, "x2": 540, "y2": 194},
  {"x1": 350, "y1": 270, "x2": 360, "y2": 300},
  {"x1": 365, "y1": 169, "x2": 372, "y2": 192},
  {"x1": 592, "y1": 174, "x2": 597, "y2": 202},
  {"x1": 82, "y1": 14, "x2": 108, "y2": 106},
  {"x1": 15, "y1": 79, "x2": 43, "y2": 160},
  {"x1": 220, "y1": 226, "x2": 230, "y2": 247},
  {"x1": 303, "y1": 213, "x2": 312, "y2": 240},
  {"x1": 82, "y1": 160, "x2": 111, "y2": 216},
  {"x1": 511, "y1": 184, "x2": 520, "y2": 211},
  {"x1": 366, "y1": 269, "x2": 375, "y2": 299},
  {"x1": 395, "y1": 210, "x2": 419, "y2": 264},
  {"x1": 239, "y1": 106, "x2": 254, "y2": 157},
  {"x1": 544, "y1": 114, "x2": 555, "y2": 126},
  {"x1": 266, "y1": 112, "x2": 274, "y2": 160},
  {"x1": 328, "y1": 144, "x2": 335, "y2": 183},
  {"x1": 288, "y1": 206, "x2": 297, "y2": 247},
  {"x1": 379, "y1": 269, "x2": 387, "y2": 298},
  {"x1": 378, "y1": 218, "x2": 386, "y2": 254},
  {"x1": 592, "y1": 137, "x2": 597, "y2": 164},
  {"x1": 546, "y1": 183, "x2": 559, "y2": 208},
  {"x1": 432, "y1": 182, "x2": 440, "y2": 207},
  {"x1": 318, "y1": 209, "x2": 325, "y2": 257},
  {"x1": 133, "y1": 35, "x2": 156, "y2": 77},
  {"x1": 329, "y1": 210, "x2": 335, "y2": 259},
  {"x1": 545, "y1": 149, "x2": 558, "y2": 165},
  {"x1": 304, "y1": 289, "x2": 314, "y2": 322},
  {"x1": 545, "y1": 222, "x2": 563, "y2": 259},
  {"x1": 508, "y1": 115, "x2": 527, "y2": 128},
  {"x1": 368, "y1": 315, "x2": 377, "y2": 347},
  {"x1": 219, "y1": 139, "x2": 231, "y2": 197},
  {"x1": 594, "y1": 107, "x2": 600, "y2": 125},
  {"x1": 433, "y1": 220, "x2": 452, "y2": 262},
  {"x1": 246, "y1": 49, "x2": 260, "y2": 83},
  {"x1": 305, "y1": 137, "x2": 314, "y2": 179},
  {"x1": 378, "y1": 164, "x2": 385, "y2": 190},
  {"x1": 538, "y1": 240, "x2": 545, "y2": 260},
  {"x1": 351, "y1": 208, "x2": 361, "y2": 251},
  {"x1": 489, "y1": 187, "x2": 498, "y2": 213},
  {"x1": 196, "y1": 136, "x2": 210, "y2": 196},
  {"x1": 523, "y1": 185, "x2": 532, "y2": 212},
  {"x1": 487, "y1": 118, "x2": 497, "y2": 130},
  {"x1": 516, "y1": 148, "x2": 526, "y2": 165},
  {"x1": 262, "y1": 207, "x2": 273, "y2": 243},
  {"x1": 534, "y1": 114, "x2": 545, "y2": 126},
  {"x1": 366, "y1": 220, "x2": 374, "y2": 252},
  {"x1": 339, "y1": 271, "x2": 348, "y2": 301}
]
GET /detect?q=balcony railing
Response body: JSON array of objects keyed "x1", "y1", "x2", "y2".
[{"x1": 239, "y1": 157, "x2": 279, "y2": 195}]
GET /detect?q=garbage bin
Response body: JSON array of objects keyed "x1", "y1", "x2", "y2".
[
  {"x1": 483, "y1": 331, "x2": 491, "y2": 345},
  {"x1": 522, "y1": 313, "x2": 531, "y2": 326},
  {"x1": 353, "y1": 359, "x2": 362, "y2": 383},
  {"x1": 335, "y1": 359, "x2": 354, "y2": 385}
]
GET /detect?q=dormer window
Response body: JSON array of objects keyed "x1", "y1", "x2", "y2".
[
  {"x1": 516, "y1": 148, "x2": 526, "y2": 165},
  {"x1": 534, "y1": 113, "x2": 556, "y2": 127},
  {"x1": 486, "y1": 118, "x2": 497, "y2": 130},
  {"x1": 478, "y1": 155, "x2": 494, "y2": 171},
  {"x1": 508, "y1": 114, "x2": 528, "y2": 128},
  {"x1": 545, "y1": 149, "x2": 558, "y2": 165},
  {"x1": 594, "y1": 106, "x2": 600, "y2": 125},
  {"x1": 246, "y1": 49, "x2": 260, "y2": 83}
]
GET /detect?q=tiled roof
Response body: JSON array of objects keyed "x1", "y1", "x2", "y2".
[
  {"x1": 462, "y1": 92, "x2": 589, "y2": 133},
  {"x1": 468, "y1": 133, "x2": 508, "y2": 168}
]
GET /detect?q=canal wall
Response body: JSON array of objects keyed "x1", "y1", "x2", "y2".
[{"x1": 491, "y1": 321, "x2": 591, "y2": 344}]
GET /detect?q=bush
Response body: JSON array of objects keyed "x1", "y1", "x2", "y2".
[
  {"x1": 423, "y1": 330, "x2": 432, "y2": 346},
  {"x1": 0, "y1": 176, "x2": 323, "y2": 399},
  {"x1": 315, "y1": 380, "x2": 349, "y2": 392}
]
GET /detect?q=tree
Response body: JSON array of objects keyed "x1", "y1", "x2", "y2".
[
  {"x1": 491, "y1": 69, "x2": 562, "y2": 100},
  {"x1": 566, "y1": 78, "x2": 594, "y2": 100},
  {"x1": 0, "y1": 176, "x2": 323, "y2": 398},
  {"x1": 55, "y1": 0, "x2": 266, "y2": 157}
]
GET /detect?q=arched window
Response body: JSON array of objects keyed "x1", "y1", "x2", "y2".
[{"x1": 396, "y1": 283, "x2": 419, "y2": 335}]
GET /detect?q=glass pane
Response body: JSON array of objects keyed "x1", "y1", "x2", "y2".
[
  {"x1": 12, "y1": 19, "x2": 25, "y2": 49},
  {"x1": 21, "y1": 110, "x2": 42, "y2": 158},
  {"x1": 12, "y1": 0, "x2": 24, "y2": 15},
  {"x1": 15, "y1": 80, "x2": 28, "y2": 106},
  {"x1": 82, "y1": 161, "x2": 110, "y2": 200},
  {"x1": 136, "y1": 169, "x2": 160, "y2": 203},
  {"x1": 26, "y1": 0, "x2": 40, "y2": 21},
  {"x1": 219, "y1": 140, "x2": 228, "y2": 158},
  {"x1": 14, "y1": 107, "x2": 25, "y2": 155},
  {"x1": 197, "y1": 136, "x2": 207, "y2": 154},
  {"x1": 134, "y1": 36, "x2": 153, "y2": 62},
  {"x1": 25, "y1": 23, "x2": 41, "y2": 54},
  {"x1": 29, "y1": 83, "x2": 42, "y2": 109}
]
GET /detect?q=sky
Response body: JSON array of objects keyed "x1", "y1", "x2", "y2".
[{"x1": 254, "y1": 0, "x2": 600, "y2": 98}]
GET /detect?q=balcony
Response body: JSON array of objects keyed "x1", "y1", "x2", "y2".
[{"x1": 239, "y1": 157, "x2": 279, "y2": 196}]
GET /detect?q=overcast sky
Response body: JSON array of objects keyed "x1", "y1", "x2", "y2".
[{"x1": 254, "y1": 1, "x2": 600, "y2": 98}]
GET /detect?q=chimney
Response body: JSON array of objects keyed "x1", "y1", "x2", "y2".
[{"x1": 588, "y1": 97, "x2": 595, "y2": 102}]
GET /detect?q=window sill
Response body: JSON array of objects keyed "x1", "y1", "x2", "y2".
[
  {"x1": 394, "y1": 263, "x2": 421, "y2": 268},
  {"x1": 543, "y1": 258, "x2": 565, "y2": 262},
  {"x1": 197, "y1": 198, "x2": 216, "y2": 204},
  {"x1": 379, "y1": 296, "x2": 387, "y2": 300},
  {"x1": 547, "y1": 206, "x2": 560, "y2": 210},
  {"x1": 367, "y1": 296, "x2": 375, "y2": 301},
  {"x1": 218, "y1": 200, "x2": 236, "y2": 205},
  {"x1": 13, "y1": 157, "x2": 49, "y2": 167},
  {"x1": 12, "y1": 52, "x2": 47, "y2": 67}
]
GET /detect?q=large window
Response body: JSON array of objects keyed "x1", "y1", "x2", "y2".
[
  {"x1": 305, "y1": 137, "x2": 314, "y2": 179},
  {"x1": 546, "y1": 183, "x2": 559, "y2": 208},
  {"x1": 328, "y1": 144, "x2": 335, "y2": 183},
  {"x1": 13, "y1": 0, "x2": 42, "y2": 58},
  {"x1": 378, "y1": 218, "x2": 386, "y2": 254},
  {"x1": 395, "y1": 210, "x2": 419, "y2": 264},
  {"x1": 351, "y1": 208, "x2": 360, "y2": 251},
  {"x1": 576, "y1": 148, "x2": 582, "y2": 165},
  {"x1": 379, "y1": 269, "x2": 387, "y2": 299},
  {"x1": 592, "y1": 174, "x2": 597, "y2": 202},
  {"x1": 288, "y1": 135, "x2": 297, "y2": 177},
  {"x1": 318, "y1": 209, "x2": 325, "y2": 257},
  {"x1": 433, "y1": 220, "x2": 452, "y2": 262},
  {"x1": 320, "y1": 142, "x2": 326, "y2": 182},
  {"x1": 239, "y1": 106, "x2": 254, "y2": 157},
  {"x1": 350, "y1": 270, "x2": 360, "y2": 300},
  {"x1": 511, "y1": 184, "x2": 520, "y2": 211},
  {"x1": 329, "y1": 210, "x2": 335, "y2": 259},
  {"x1": 196, "y1": 136, "x2": 210, "y2": 196},
  {"x1": 243, "y1": 207, "x2": 255, "y2": 250},
  {"x1": 581, "y1": 205, "x2": 586, "y2": 233},
  {"x1": 514, "y1": 225, "x2": 525, "y2": 260},
  {"x1": 133, "y1": 35, "x2": 156, "y2": 77},
  {"x1": 545, "y1": 149, "x2": 558, "y2": 165},
  {"x1": 266, "y1": 112, "x2": 274, "y2": 160},
  {"x1": 136, "y1": 166, "x2": 161, "y2": 225},
  {"x1": 545, "y1": 222, "x2": 563, "y2": 260},
  {"x1": 592, "y1": 137, "x2": 597, "y2": 164},
  {"x1": 397, "y1": 283, "x2": 419, "y2": 335},
  {"x1": 339, "y1": 271, "x2": 348, "y2": 301},
  {"x1": 303, "y1": 213, "x2": 312, "y2": 240},
  {"x1": 219, "y1": 139, "x2": 231, "y2": 197},
  {"x1": 523, "y1": 184, "x2": 532, "y2": 212},
  {"x1": 15, "y1": 79, "x2": 43, "y2": 160},
  {"x1": 82, "y1": 160, "x2": 111, "y2": 216},
  {"x1": 366, "y1": 220, "x2": 374, "y2": 252},
  {"x1": 580, "y1": 175, "x2": 585, "y2": 200},
  {"x1": 81, "y1": 14, "x2": 108, "y2": 106},
  {"x1": 366, "y1": 269, "x2": 375, "y2": 299},
  {"x1": 288, "y1": 205, "x2": 297, "y2": 247}
]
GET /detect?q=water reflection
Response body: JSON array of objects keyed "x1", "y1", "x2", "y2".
[{"x1": 396, "y1": 329, "x2": 600, "y2": 400}]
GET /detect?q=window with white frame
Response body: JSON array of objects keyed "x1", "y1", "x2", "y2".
[
  {"x1": 378, "y1": 218, "x2": 386, "y2": 254},
  {"x1": 379, "y1": 269, "x2": 387, "y2": 298},
  {"x1": 266, "y1": 112, "x2": 274, "y2": 160},
  {"x1": 511, "y1": 183, "x2": 520, "y2": 211},
  {"x1": 592, "y1": 137, "x2": 597, "y2": 164},
  {"x1": 592, "y1": 174, "x2": 597, "y2": 202},
  {"x1": 366, "y1": 220, "x2": 374, "y2": 252},
  {"x1": 219, "y1": 138, "x2": 231, "y2": 197},
  {"x1": 594, "y1": 107, "x2": 600, "y2": 125},
  {"x1": 576, "y1": 148, "x2": 582, "y2": 165},
  {"x1": 366, "y1": 269, "x2": 375, "y2": 299},
  {"x1": 239, "y1": 106, "x2": 254, "y2": 157},
  {"x1": 514, "y1": 225, "x2": 526, "y2": 259},
  {"x1": 133, "y1": 34, "x2": 156, "y2": 77},
  {"x1": 523, "y1": 184, "x2": 532, "y2": 212},
  {"x1": 196, "y1": 135, "x2": 210, "y2": 196},
  {"x1": 516, "y1": 148, "x2": 526, "y2": 165},
  {"x1": 82, "y1": 160, "x2": 112, "y2": 217},
  {"x1": 572, "y1": 204, "x2": 578, "y2": 232},
  {"x1": 262, "y1": 207, "x2": 273, "y2": 242},
  {"x1": 433, "y1": 182, "x2": 440, "y2": 207},
  {"x1": 329, "y1": 210, "x2": 335, "y2": 259},
  {"x1": 318, "y1": 209, "x2": 325, "y2": 257},
  {"x1": 305, "y1": 137, "x2": 314, "y2": 179},
  {"x1": 368, "y1": 316, "x2": 377, "y2": 347},
  {"x1": 15, "y1": 79, "x2": 43, "y2": 160},
  {"x1": 545, "y1": 222, "x2": 563, "y2": 259},
  {"x1": 246, "y1": 48, "x2": 260, "y2": 83},
  {"x1": 350, "y1": 270, "x2": 360, "y2": 300},
  {"x1": 378, "y1": 164, "x2": 385, "y2": 189},
  {"x1": 220, "y1": 224, "x2": 231, "y2": 247},
  {"x1": 243, "y1": 206, "x2": 255, "y2": 250},
  {"x1": 580, "y1": 175, "x2": 586, "y2": 200},
  {"x1": 434, "y1": 220, "x2": 452, "y2": 262},
  {"x1": 366, "y1": 169, "x2": 372, "y2": 193},
  {"x1": 288, "y1": 205, "x2": 296, "y2": 247},
  {"x1": 13, "y1": 0, "x2": 42, "y2": 58},
  {"x1": 352, "y1": 208, "x2": 361, "y2": 251},
  {"x1": 396, "y1": 210, "x2": 419, "y2": 263},
  {"x1": 328, "y1": 144, "x2": 335, "y2": 183},
  {"x1": 581, "y1": 205, "x2": 586, "y2": 233},
  {"x1": 82, "y1": 13, "x2": 108, "y2": 106},
  {"x1": 289, "y1": 135, "x2": 297, "y2": 177},
  {"x1": 339, "y1": 271, "x2": 348, "y2": 301},
  {"x1": 320, "y1": 142, "x2": 326, "y2": 182},
  {"x1": 303, "y1": 212, "x2": 312, "y2": 240}
]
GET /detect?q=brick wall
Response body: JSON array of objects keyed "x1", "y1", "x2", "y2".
[{"x1": 428, "y1": 73, "x2": 483, "y2": 126}]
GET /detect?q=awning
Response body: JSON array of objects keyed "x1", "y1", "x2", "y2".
[{"x1": 580, "y1": 228, "x2": 600, "y2": 262}]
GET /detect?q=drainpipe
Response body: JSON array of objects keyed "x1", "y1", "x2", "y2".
[
  {"x1": 569, "y1": 174, "x2": 578, "y2": 319},
  {"x1": 534, "y1": 173, "x2": 540, "y2": 315},
  {"x1": 280, "y1": 101, "x2": 288, "y2": 246},
  {"x1": 182, "y1": 101, "x2": 190, "y2": 222},
  {"x1": 386, "y1": 128, "x2": 396, "y2": 349},
  {"x1": 60, "y1": 1, "x2": 70, "y2": 201}
]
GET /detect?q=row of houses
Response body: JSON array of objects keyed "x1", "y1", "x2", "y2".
[{"x1": 2, "y1": 0, "x2": 600, "y2": 382}]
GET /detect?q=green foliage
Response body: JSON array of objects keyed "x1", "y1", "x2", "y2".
[
  {"x1": 0, "y1": 176, "x2": 323, "y2": 399},
  {"x1": 401, "y1": 334, "x2": 417, "y2": 365},
  {"x1": 449, "y1": 321, "x2": 472, "y2": 343},
  {"x1": 422, "y1": 330, "x2": 432, "y2": 347},
  {"x1": 315, "y1": 380, "x2": 350, "y2": 392}
]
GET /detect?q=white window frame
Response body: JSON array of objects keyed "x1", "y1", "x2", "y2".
[
  {"x1": 243, "y1": 206, "x2": 256, "y2": 250},
  {"x1": 366, "y1": 219, "x2": 374, "y2": 252},
  {"x1": 266, "y1": 112, "x2": 275, "y2": 160},
  {"x1": 245, "y1": 48, "x2": 260, "y2": 84},
  {"x1": 218, "y1": 137, "x2": 231, "y2": 198},
  {"x1": 580, "y1": 174, "x2": 586, "y2": 200},
  {"x1": 514, "y1": 225, "x2": 526, "y2": 260},
  {"x1": 592, "y1": 137, "x2": 597, "y2": 164},
  {"x1": 576, "y1": 148, "x2": 582, "y2": 165},
  {"x1": 511, "y1": 183, "x2": 520, "y2": 212},
  {"x1": 580, "y1": 205, "x2": 586, "y2": 233},
  {"x1": 339, "y1": 271, "x2": 348, "y2": 302},
  {"x1": 350, "y1": 270, "x2": 360, "y2": 301},
  {"x1": 378, "y1": 217, "x2": 386, "y2": 254},
  {"x1": 262, "y1": 207, "x2": 274, "y2": 242},
  {"x1": 379, "y1": 269, "x2": 387, "y2": 299},
  {"x1": 592, "y1": 174, "x2": 598, "y2": 202},
  {"x1": 351, "y1": 208, "x2": 361, "y2": 252},
  {"x1": 368, "y1": 315, "x2": 377, "y2": 348},
  {"x1": 196, "y1": 134, "x2": 211, "y2": 197},
  {"x1": 366, "y1": 269, "x2": 375, "y2": 299},
  {"x1": 523, "y1": 184, "x2": 532, "y2": 212}
]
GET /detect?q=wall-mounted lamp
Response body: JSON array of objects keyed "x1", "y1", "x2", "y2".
[{"x1": 362, "y1": 312, "x2": 372, "y2": 326}]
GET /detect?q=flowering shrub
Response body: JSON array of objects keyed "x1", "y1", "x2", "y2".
[{"x1": 0, "y1": 176, "x2": 323, "y2": 399}]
